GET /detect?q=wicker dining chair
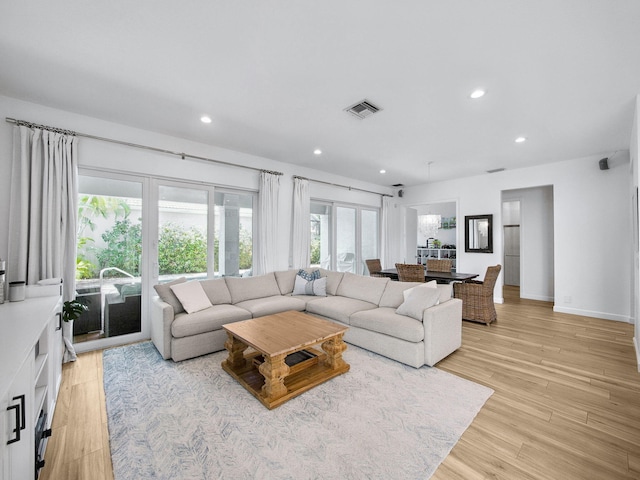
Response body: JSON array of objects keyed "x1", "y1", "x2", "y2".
[
  {"x1": 395, "y1": 263, "x2": 425, "y2": 282},
  {"x1": 365, "y1": 259, "x2": 384, "y2": 278},
  {"x1": 453, "y1": 264, "x2": 502, "y2": 325},
  {"x1": 426, "y1": 259, "x2": 453, "y2": 272}
]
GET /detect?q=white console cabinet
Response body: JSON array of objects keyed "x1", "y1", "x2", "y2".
[{"x1": 1, "y1": 294, "x2": 63, "y2": 480}]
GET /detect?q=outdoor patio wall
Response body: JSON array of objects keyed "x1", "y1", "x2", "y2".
[{"x1": 400, "y1": 153, "x2": 632, "y2": 323}]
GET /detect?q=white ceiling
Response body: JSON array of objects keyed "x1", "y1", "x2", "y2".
[{"x1": 1, "y1": 1, "x2": 639, "y2": 186}]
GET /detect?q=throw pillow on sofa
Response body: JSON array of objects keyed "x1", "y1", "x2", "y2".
[
  {"x1": 297, "y1": 268, "x2": 321, "y2": 282},
  {"x1": 401, "y1": 280, "x2": 437, "y2": 302},
  {"x1": 396, "y1": 286, "x2": 440, "y2": 321},
  {"x1": 169, "y1": 280, "x2": 213, "y2": 314},
  {"x1": 153, "y1": 277, "x2": 187, "y2": 314},
  {"x1": 293, "y1": 274, "x2": 327, "y2": 296}
]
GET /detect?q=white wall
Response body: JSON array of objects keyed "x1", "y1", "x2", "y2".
[
  {"x1": 0, "y1": 95, "x2": 389, "y2": 272},
  {"x1": 503, "y1": 186, "x2": 554, "y2": 302},
  {"x1": 400, "y1": 153, "x2": 632, "y2": 322},
  {"x1": 631, "y1": 95, "x2": 640, "y2": 368}
]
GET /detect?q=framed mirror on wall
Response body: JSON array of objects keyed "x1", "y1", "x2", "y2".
[{"x1": 465, "y1": 214, "x2": 493, "y2": 253}]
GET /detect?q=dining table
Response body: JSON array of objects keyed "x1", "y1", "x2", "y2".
[{"x1": 379, "y1": 268, "x2": 479, "y2": 284}]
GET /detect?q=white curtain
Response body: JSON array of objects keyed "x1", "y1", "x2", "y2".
[
  {"x1": 256, "y1": 171, "x2": 280, "y2": 275},
  {"x1": 8, "y1": 126, "x2": 79, "y2": 360},
  {"x1": 291, "y1": 177, "x2": 310, "y2": 269},
  {"x1": 380, "y1": 195, "x2": 392, "y2": 269}
]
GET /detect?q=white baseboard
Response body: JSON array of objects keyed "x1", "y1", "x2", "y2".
[
  {"x1": 635, "y1": 337, "x2": 640, "y2": 373},
  {"x1": 521, "y1": 292, "x2": 554, "y2": 302},
  {"x1": 553, "y1": 305, "x2": 631, "y2": 323}
]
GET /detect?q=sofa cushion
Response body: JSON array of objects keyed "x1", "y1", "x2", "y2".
[
  {"x1": 225, "y1": 273, "x2": 281, "y2": 304},
  {"x1": 290, "y1": 294, "x2": 326, "y2": 307},
  {"x1": 153, "y1": 277, "x2": 187, "y2": 314},
  {"x1": 350, "y1": 307, "x2": 424, "y2": 343},
  {"x1": 235, "y1": 295, "x2": 306, "y2": 318},
  {"x1": 396, "y1": 286, "x2": 441, "y2": 321},
  {"x1": 170, "y1": 280, "x2": 212, "y2": 314},
  {"x1": 199, "y1": 278, "x2": 232, "y2": 305},
  {"x1": 335, "y1": 272, "x2": 389, "y2": 305},
  {"x1": 401, "y1": 282, "x2": 452, "y2": 304},
  {"x1": 436, "y1": 284, "x2": 453, "y2": 303},
  {"x1": 274, "y1": 269, "x2": 297, "y2": 295},
  {"x1": 379, "y1": 281, "x2": 422, "y2": 308},
  {"x1": 171, "y1": 304, "x2": 252, "y2": 338},
  {"x1": 306, "y1": 296, "x2": 377, "y2": 324},
  {"x1": 293, "y1": 275, "x2": 327, "y2": 296},
  {"x1": 402, "y1": 281, "x2": 437, "y2": 301},
  {"x1": 319, "y1": 269, "x2": 345, "y2": 296}
]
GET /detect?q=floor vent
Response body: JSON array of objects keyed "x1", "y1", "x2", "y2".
[{"x1": 344, "y1": 99, "x2": 382, "y2": 119}]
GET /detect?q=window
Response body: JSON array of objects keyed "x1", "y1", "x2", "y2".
[
  {"x1": 214, "y1": 190, "x2": 255, "y2": 277},
  {"x1": 158, "y1": 184, "x2": 212, "y2": 282},
  {"x1": 361, "y1": 209, "x2": 379, "y2": 274},
  {"x1": 336, "y1": 206, "x2": 357, "y2": 273},
  {"x1": 310, "y1": 202, "x2": 332, "y2": 269},
  {"x1": 310, "y1": 201, "x2": 379, "y2": 274}
]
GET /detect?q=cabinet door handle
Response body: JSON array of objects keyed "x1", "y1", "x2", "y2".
[
  {"x1": 56, "y1": 311, "x2": 62, "y2": 331},
  {"x1": 6, "y1": 404, "x2": 20, "y2": 444},
  {"x1": 6, "y1": 395, "x2": 25, "y2": 445},
  {"x1": 14, "y1": 394, "x2": 25, "y2": 430}
]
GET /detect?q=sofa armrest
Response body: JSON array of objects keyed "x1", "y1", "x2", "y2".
[
  {"x1": 151, "y1": 296, "x2": 174, "y2": 360},
  {"x1": 422, "y1": 298, "x2": 462, "y2": 367}
]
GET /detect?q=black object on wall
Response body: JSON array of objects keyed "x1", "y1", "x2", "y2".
[{"x1": 599, "y1": 157, "x2": 609, "y2": 170}]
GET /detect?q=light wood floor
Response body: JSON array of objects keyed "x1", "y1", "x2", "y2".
[{"x1": 41, "y1": 287, "x2": 640, "y2": 479}]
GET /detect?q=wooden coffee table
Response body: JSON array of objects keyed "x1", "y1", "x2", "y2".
[{"x1": 221, "y1": 310, "x2": 349, "y2": 409}]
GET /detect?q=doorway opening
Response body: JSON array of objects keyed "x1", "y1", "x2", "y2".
[{"x1": 501, "y1": 186, "x2": 554, "y2": 305}]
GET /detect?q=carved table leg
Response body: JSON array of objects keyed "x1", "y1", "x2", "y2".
[
  {"x1": 224, "y1": 333, "x2": 248, "y2": 369},
  {"x1": 259, "y1": 353, "x2": 289, "y2": 401},
  {"x1": 322, "y1": 333, "x2": 348, "y2": 370}
]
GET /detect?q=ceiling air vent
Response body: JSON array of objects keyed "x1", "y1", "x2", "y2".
[
  {"x1": 344, "y1": 99, "x2": 382, "y2": 119},
  {"x1": 486, "y1": 168, "x2": 505, "y2": 174}
]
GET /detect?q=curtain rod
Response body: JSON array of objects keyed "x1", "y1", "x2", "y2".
[
  {"x1": 293, "y1": 175, "x2": 393, "y2": 198},
  {"x1": 5, "y1": 117, "x2": 283, "y2": 176}
]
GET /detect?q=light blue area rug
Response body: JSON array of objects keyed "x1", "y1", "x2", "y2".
[{"x1": 103, "y1": 342, "x2": 492, "y2": 480}]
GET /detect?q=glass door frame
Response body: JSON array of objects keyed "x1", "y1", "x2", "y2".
[
  {"x1": 151, "y1": 179, "x2": 216, "y2": 284},
  {"x1": 74, "y1": 168, "x2": 150, "y2": 354},
  {"x1": 312, "y1": 199, "x2": 380, "y2": 274}
]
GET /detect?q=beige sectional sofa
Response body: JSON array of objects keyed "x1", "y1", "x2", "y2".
[{"x1": 151, "y1": 269, "x2": 462, "y2": 368}]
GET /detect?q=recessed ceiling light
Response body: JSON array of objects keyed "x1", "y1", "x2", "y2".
[
  {"x1": 379, "y1": 169, "x2": 386, "y2": 174},
  {"x1": 200, "y1": 115, "x2": 212, "y2": 124},
  {"x1": 470, "y1": 89, "x2": 486, "y2": 99},
  {"x1": 313, "y1": 149, "x2": 322, "y2": 155},
  {"x1": 515, "y1": 136, "x2": 526, "y2": 143}
]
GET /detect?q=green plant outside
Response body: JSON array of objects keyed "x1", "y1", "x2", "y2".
[
  {"x1": 310, "y1": 236, "x2": 321, "y2": 265},
  {"x1": 76, "y1": 200, "x2": 253, "y2": 278}
]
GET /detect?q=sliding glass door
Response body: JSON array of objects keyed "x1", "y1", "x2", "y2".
[
  {"x1": 361, "y1": 209, "x2": 379, "y2": 275},
  {"x1": 214, "y1": 190, "x2": 255, "y2": 277},
  {"x1": 75, "y1": 173, "x2": 144, "y2": 344},
  {"x1": 157, "y1": 184, "x2": 213, "y2": 283},
  {"x1": 310, "y1": 202, "x2": 332, "y2": 269},
  {"x1": 336, "y1": 206, "x2": 357, "y2": 273},
  {"x1": 310, "y1": 201, "x2": 379, "y2": 274}
]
